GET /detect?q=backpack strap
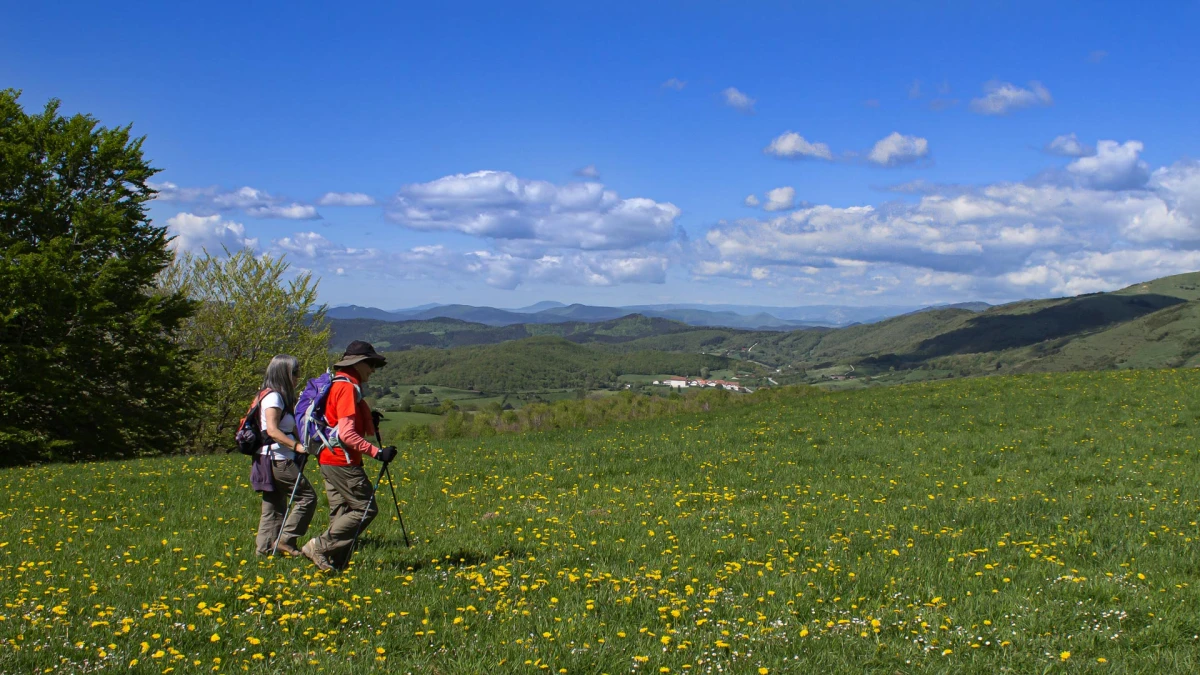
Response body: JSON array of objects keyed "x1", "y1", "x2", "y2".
[
  {"x1": 319, "y1": 376, "x2": 362, "y2": 462},
  {"x1": 331, "y1": 376, "x2": 361, "y2": 402}
]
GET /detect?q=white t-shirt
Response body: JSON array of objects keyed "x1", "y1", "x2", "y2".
[{"x1": 259, "y1": 391, "x2": 297, "y2": 460}]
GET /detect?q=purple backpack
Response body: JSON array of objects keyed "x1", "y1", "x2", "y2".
[{"x1": 295, "y1": 373, "x2": 359, "y2": 461}]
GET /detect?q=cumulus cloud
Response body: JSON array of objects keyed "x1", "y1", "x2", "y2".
[
  {"x1": 764, "y1": 132, "x2": 833, "y2": 160},
  {"x1": 722, "y1": 87, "x2": 755, "y2": 113},
  {"x1": 662, "y1": 78, "x2": 686, "y2": 90},
  {"x1": 1045, "y1": 133, "x2": 1094, "y2": 158},
  {"x1": 763, "y1": 186, "x2": 796, "y2": 212},
  {"x1": 574, "y1": 165, "x2": 601, "y2": 179},
  {"x1": 1067, "y1": 140, "x2": 1149, "y2": 190},
  {"x1": 152, "y1": 182, "x2": 322, "y2": 220},
  {"x1": 386, "y1": 170, "x2": 681, "y2": 250},
  {"x1": 694, "y1": 151, "x2": 1200, "y2": 301},
  {"x1": 867, "y1": 132, "x2": 930, "y2": 167},
  {"x1": 166, "y1": 213, "x2": 256, "y2": 254},
  {"x1": 317, "y1": 192, "x2": 377, "y2": 207},
  {"x1": 744, "y1": 194, "x2": 760, "y2": 207},
  {"x1": 969, "y1": 80, "x2": 1053, "y2": 115}
]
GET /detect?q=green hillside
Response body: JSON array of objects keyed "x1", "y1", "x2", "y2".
[
  {"x1": 331, "y1": 314, "x2": 697, "y2": 350},
  {"x1": 370, "y1": 336, "x2": 737, "y2": 392},
  {"x1": 612, "y1": 272, "x2": 1200, "y2": 384},
  {"x1": 5, "y1": 370, "x2": 1200, "y2": 672}
]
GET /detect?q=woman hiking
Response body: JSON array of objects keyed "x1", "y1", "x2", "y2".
[
  {"x1": 301, "y1": 341, "x2": 396, "y2": 572},
  {"x1": 253, "y1": 354, "x2": 317, "y2": 557}
]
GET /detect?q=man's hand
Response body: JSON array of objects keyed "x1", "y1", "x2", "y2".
[
  {"x1": 294, "y1": 442, "x2": 307, "y2": 455},
  {"x1": 375, "y1": 446, "x2": 397, "y2": 463},
  {"x1": 371, "y1": 410, "x2": 386, "y2": 428}
]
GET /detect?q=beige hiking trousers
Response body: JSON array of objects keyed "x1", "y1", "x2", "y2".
[{"x1": 310, "y1": 464, "x2": 378, "y2": 567}]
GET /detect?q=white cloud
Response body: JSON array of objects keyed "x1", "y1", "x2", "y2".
[
  {"x1": 662, "y1": 78, "x2": 686, "y2": 91},
  {"x1": 387, "y1": 170, "x2": 680, "y2": 250},
  {"x1": 722, "y1": 87, "x2": 755, "y2": 113},
  {"x1": 867, "y1": 132, "x2": 929, "y2": 167},
  {"x1": 1067, "y1": 140, "x2": 1149, "y2": 190},
  {"x1": 908, "y1": 80, "x2": 922, "y2": 99},
  {"x1": 764, "y1": 132, "x2": 833, "y2": 160},
  {"x1": 743, "y1": 194, "x2": 760, "y2": 207},
  {"x1": 694, "y1": 152, "x2": 1200, "y2": 301},
  {"x1": 152, "y1": 182, "x2": 219, "y2": 203},
  {"x1": 1045, "y1": 133, "x2": 1094, "y2": 158},
  {"x1": 151, "y1": 182, "x2": 322, "y2": 220},
  {"x1": 248, "y1": 203, "x2": 321, "y2": 220},
  {"x1": 317, "y1": 192, "x2": 377, "y2": 207},
  {"x1": 763, "y1": 186, "x2": 796, "y2": 212},
  {"x1": 166, "y1": 213, "x2": 256, "y2": 254},
  {"x1": 969, "y1": 80, "x2": 1053, "y2": 115},
  {"x1": 574, "y1": 164, "x2": 601, "y2": 179}
]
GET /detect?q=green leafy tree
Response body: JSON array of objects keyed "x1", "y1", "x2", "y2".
[
  {"x1": 160, "y1": 249, "x2": 330, "y2": 453},
  {"x1": 0, "y1": 90, "x2": 197, "y2": 465},
  {"x1": 399, "y1": 390, "x2": 416, "y2": 412}
]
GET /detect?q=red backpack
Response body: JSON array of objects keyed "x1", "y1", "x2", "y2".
[{"x1": 234, "y1": 388, "x2": 273, "y2": 455}]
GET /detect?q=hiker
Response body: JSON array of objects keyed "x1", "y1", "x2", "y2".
[
  {"x1": 254, "y1": 354, "x2": 316, "y2": 556},
  {"x1": 301, "y1": 341, "x2": 396, "y2": 571}
]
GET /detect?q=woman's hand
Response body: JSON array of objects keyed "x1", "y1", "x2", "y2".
[{"x1": 294, "y1": 443, "x2": 307, "y2": 455}]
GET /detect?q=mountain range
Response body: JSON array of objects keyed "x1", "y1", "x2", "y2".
[
  {"x1": 331, "y1": 271, "x2": 1200, "y2": 389},
  {"x1": 326, "y1": 300, "x2": 976, "y2": 330}
]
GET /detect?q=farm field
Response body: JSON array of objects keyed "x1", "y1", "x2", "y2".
[{"x1": 2, "y1": 370, "x2": 1200, "y2": 673}]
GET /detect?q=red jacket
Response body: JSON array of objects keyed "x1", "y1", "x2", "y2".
[{"x1": 320, "y1": 369, "x2": 381, "y2": 466}]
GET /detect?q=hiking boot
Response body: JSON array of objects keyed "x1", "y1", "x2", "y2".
[
  {"x1": 301, "y1": 540, "x2": 335, "y2": 573},
  {"x1": 276, "y1": 542, "x2": 301, "y2": 557}
]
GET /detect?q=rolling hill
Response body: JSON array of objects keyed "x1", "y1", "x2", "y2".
[
  {"x1": 368, "y1": 336, "x2": 737, "y2": 392},
  {"x1": 334, "y1": 270, "x2": 1200, "y2": 389}
]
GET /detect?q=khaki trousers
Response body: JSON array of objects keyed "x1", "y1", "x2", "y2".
[
  {"x1": 311, "y1": 464, "x2": 378, "y2": 566},
  {"x1": 255, "y1": 459, "x2": 316, "y2": 554}
]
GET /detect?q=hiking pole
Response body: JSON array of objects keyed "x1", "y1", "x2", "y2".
[
  {"x1": 382, "y1": 462, "x2": 411, "y2": 547},
  {"x1": 344, "y1": 460, "x2": 388, "y2": 570},
  {"x1": 270, "y1": 453, "x2": 308, "y2": 557},
  {"x1": 374, "y1": 426, "x2": 411, "y2": 547}
]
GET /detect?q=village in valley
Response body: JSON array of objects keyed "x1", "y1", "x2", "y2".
[{"x1": 653, "y1": 376, "x2": 750, "y2": 392}]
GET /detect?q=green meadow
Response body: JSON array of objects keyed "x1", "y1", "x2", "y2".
[{"x1": 2, "y1": 370, "x2": 1199, "y2": 673}]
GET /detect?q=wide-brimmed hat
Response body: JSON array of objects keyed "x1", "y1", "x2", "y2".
[{"x1": 334, "y1": 340, "x2": 387, "y2": 368}]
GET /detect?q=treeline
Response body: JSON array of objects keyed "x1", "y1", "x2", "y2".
[
  {"x1": 388, "y1": 385, "x2": 814, "y2": 441},
  {"x1": 370, "y1": 336, "x2": 734, "y2": 392}
]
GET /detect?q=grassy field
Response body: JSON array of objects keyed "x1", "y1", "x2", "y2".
[{"x1": 2, "y1": 370, "x2": 1200, "y2": 673}]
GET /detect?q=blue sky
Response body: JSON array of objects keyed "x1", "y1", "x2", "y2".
[{"x1": 6, "y1": 1, "x2": 1200, "y2": 309}]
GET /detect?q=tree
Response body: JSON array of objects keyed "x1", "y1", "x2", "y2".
[
  {"x1": 399, "y1": 390, "x2": 416, "y2": 412},
  {"x1": 0, "y1": 90, "x2": 197, "y2": 465},
  {"x1": 160, "y1": 249, "x2": 330, "y2": 453}
]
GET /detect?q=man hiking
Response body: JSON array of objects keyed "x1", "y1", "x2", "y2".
[{"x1": 301, "y1": 341, "x2": 396, "y2": 572}]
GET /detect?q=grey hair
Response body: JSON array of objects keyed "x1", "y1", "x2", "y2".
[{"x1": 262, "y1": 354, "x2": 300, "y2": 413}]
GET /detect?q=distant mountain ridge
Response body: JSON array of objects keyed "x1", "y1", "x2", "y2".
[
  {"x1": 330, "y1": 271, "x2": 1200, "y2": 385},
  {"x1": 324, "y1": 299, "x2": 974, "y2": 330}
]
